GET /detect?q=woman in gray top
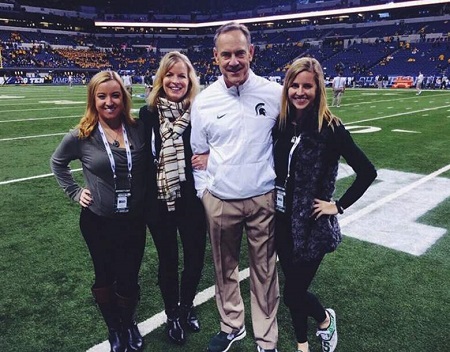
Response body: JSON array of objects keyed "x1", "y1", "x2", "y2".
[{"x1": 51, "y1": 70, "x2": 148, "y2": 352}]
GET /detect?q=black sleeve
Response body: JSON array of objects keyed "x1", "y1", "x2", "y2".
[
  {"x1": 334, "y1": 124, "x2": 377, "y2": 210},
  {"x1": 138, "y1": 105, "x2": 151, "y2": 130},
  {"x1": 271, "y1": 123, "x2": 279, "y2": 145},
  {"x1": 138, "y1": 105, "x2": 160, "y2": 224}
]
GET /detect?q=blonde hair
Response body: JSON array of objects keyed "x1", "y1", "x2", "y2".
[
  {"x1": 279, "y1": 57, "x2": 340, "y2": 131},
  {"x1": 147, "y1": 51, "x2": 199, "y2": 110},
  {"x1": 77, "y1": 70, "x2": 134, "y2": 139}
]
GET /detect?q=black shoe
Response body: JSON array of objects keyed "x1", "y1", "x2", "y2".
[
  {"x1": 115, "y1": 289, "x2": 144, "y2": 351},
  {"x1": 181, "y1": 305, "x2": 200, "y2": 332},
  {"x1": 167, "y1": 317, "x2": 186, "y2": 345},
  {"x1": 91, "y1": 286, "x2": 127, "y2": 352},
  {"x1": 108, "y1": 328, "x2": 127, "y2": 352},
  {"x1": 123, "y1": 322, "x2": 143, "y2": 351}
]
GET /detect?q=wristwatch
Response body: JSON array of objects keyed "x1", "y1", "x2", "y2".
[{"x1": 331, "y1": 200, "x2": 344, "y2": 214}]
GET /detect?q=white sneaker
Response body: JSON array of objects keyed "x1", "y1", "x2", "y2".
[{"x1": 316, "y1": 308, "x2": 338, "y2": 352}]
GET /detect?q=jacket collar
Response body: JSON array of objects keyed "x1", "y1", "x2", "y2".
[{"x1": 218, "y1": 70, "x2": 255, "y2": 96}]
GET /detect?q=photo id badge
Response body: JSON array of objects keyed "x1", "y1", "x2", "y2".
[
  {"x1": 275, "y1": 185, "x2": 286, "y2": 213},
  {"x1": 115, "y1": 189, "x2": 131, "y2": 213}
]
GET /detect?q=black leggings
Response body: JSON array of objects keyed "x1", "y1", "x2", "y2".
[
  {"x1": 147, "y1": 193, "x2": 206, "y2": 313},
  {"x1": 276, "y1": 214, "x2": 327, "y2": 343},
  {"x1": 80, "y1": 208, "x2": 146, "y2": 297},
  {"x1": 283, "y1": 259, "x2": 327, "y2": 343}
]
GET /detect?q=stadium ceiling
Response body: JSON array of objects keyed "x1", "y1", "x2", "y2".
[{"x1": 95, "y1": 0, "x2": 450, "y2": 29}]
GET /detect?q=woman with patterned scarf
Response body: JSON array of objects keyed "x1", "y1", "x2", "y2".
[{"x1": 139, "y1": 51, "x2": 207, "y2": 346}]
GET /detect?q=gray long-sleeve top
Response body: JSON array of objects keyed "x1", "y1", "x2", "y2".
[{"x1": 50, "y1": 120, "x2": 148, "y2": 218}]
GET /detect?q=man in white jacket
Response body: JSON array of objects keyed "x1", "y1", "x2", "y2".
[{"x1": 190, "y1": 22, "x2": 281, "y2": 352}]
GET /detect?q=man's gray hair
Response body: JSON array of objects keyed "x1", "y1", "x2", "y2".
[{"x1": 213, "y1": 22, "x2": 252, "y2": 47}]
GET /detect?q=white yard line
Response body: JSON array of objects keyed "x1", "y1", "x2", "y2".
[
  {"x1": 0, "y1": 106, "x2": 84, "y2": 113},
  {"x1": 0, "y1": 169, "x2": 81, "y2": 185},
  {"x1": 0, "y1": 115, "x2": 80, "y2": 123},
  {"x1": 345, "y1": 104, "x2": 450, "y2": 124},
  {"x1": 0, "y1": 132, "x2": 66, "y2": 142},
  {"x1": 339, "y1": 164, "x2": 450, "y2": 227}
]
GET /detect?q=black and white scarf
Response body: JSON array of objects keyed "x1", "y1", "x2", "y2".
[{"x1": 156, "y1": 97, "x2": 190, "y2": 211}]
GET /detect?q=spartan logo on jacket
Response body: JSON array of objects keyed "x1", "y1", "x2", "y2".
[{"x1": 254, "y1": 103, "x2": 266, "y2": 116}]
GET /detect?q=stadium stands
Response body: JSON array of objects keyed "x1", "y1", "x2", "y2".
[{"x1": 0, "y1": 1, "x2": 449, "y2": 88}]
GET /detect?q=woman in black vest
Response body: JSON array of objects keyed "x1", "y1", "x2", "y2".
[
  {"x1": 273, "y1": 57, "x2": 377, "y2": 352},
  {"x1": 139, "y1": 51, "x2": 206, "y2": 345}
]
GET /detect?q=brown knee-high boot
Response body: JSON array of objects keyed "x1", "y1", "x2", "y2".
[
  {"x1": 116, "y1": 288, "x2": 144, "y2": 351},
  {"x1": 91, "y1": 285, "x2": 126, "y2": 352}
]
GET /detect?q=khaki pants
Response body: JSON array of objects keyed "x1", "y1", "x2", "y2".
[
  {"x1": 332, "y1": 88, "x2": 343, "y2": 106},
  {"x1": 202, "y1": 190, "x2": 280, "y2": 349}
]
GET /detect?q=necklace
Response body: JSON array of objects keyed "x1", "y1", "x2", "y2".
[
  {"x1": 102, "y1": 124, "x2": 122, "y2": 147},
  {"x1": 291, "y1": 122, "x2": 299, "y2": 143}
]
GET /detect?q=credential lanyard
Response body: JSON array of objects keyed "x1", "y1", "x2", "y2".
[
  {"x1": 285, "y1": 135, "x2": 301, "y2": 187},
  {"x1": 98, "y1": 122, "x2": 133, "y2": 188}
]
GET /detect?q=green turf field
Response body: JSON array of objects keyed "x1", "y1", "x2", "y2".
[{"x1": 1, "y1": 84, "x2": 449, "y2": 352}]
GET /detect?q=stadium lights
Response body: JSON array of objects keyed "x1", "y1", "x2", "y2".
[{"x1": 95, "y1": 0, "x2": 450, "y2": 29}]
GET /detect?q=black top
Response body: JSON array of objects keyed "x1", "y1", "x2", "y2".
[
  {"x1": 273, "y1": 117, "x2": 377, "y2": 212},
  {"x1": 138, "y1": 105, "x2": 200, "y2": 222}
]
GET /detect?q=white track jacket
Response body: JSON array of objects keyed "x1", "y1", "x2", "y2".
[{"x1": 190, "y1": 71, "x2": 282, "y2": 199}]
